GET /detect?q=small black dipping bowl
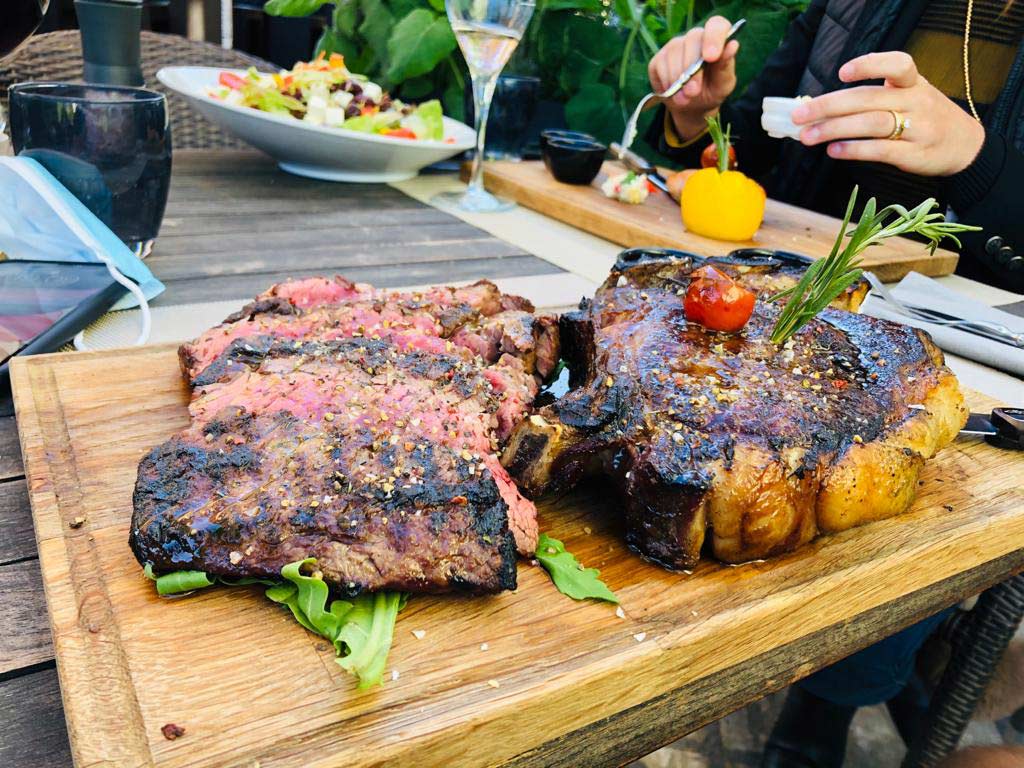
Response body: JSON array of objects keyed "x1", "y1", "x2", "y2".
[
  {"x1": 544, "y1": 137, "x2": 607, "y2": 185},
  {"x1": 539, "y1": 129, "x2": 595, "y2": 171}
]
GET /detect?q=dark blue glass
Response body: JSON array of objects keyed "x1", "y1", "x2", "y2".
[
  {"x1": 8, "y1": 82, "x2": 172, "y2": 248},
  {"x1": 463, "y1": 75, "x2": 540, "y2": 161}
]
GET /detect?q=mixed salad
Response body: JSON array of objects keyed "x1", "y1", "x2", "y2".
[{"x1": 208, "y1": 52, "x2": 449, "y2": 141}]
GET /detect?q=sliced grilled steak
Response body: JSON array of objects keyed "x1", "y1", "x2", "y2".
[
  {"x1": 180, "y1": 277, "x2": 560, "y2": 385},
  {"x1": 502, "y1": 249, "x2": 967, "y2": 570},
  {"x1": 132, "y1": 336, "x2": 541, "y2": 594}
]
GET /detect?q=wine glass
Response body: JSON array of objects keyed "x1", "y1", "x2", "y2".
[{"x1": 435, "y1": 0, "x2": 535, "y2": 213}]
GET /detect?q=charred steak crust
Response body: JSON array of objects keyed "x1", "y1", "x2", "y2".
[
  {"x1": 502, "y1": 250, "x2": 966, "y2": 570},
  {"x1": 134, "y1": 334, "x2": 539, "y2": 594}
]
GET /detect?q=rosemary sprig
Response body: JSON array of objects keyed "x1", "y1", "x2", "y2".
[{"x1": 768, "y1": 187, "x2": 980, "y2": 344}]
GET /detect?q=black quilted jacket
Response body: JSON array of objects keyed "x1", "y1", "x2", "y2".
[{"x1": 651, "y1": 0, "x2": 1024, "y2": 292}]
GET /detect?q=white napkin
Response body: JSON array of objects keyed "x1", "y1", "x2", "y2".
[{"x1": 860, "y1": 271, "x2": 1024, "y2": 378}]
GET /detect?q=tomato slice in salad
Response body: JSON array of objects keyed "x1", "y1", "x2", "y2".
[
  {"x1": 683, "y1": 265, "x2": 756, "y2": 333},
  {"x1": 219, "y1": 72, "x2": 246, "y2": 90},
  {"x1": 383, "y1": 128, "x2": 418, "y2": 140}
]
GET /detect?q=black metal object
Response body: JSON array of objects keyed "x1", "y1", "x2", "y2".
[{"x1": 902, "y1": 574, "x2": 1024, "y2": 767}]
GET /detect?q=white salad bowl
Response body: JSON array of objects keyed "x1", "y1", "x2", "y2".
[{"x1": 157, "y1": 66, "x2": 476, "y2": 183}]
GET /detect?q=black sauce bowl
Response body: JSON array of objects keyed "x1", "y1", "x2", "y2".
[
  {"x1": 539, "y1": 129, "x2": 595, "y2": 170},
  {"x1": 544, "y1": 137, "x2": 607, "y2": 185}
]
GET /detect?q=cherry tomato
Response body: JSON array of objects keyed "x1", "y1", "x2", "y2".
[
  {"x1": 646, "y1": 179, "x2": 658, "y2": 194},
  {"x1": 218, "y1": 72, "x2": 246, "y2": 90},
  {"x1": 383, "y1": 127, "x2": 418, "y2": 139},
  {"x1": 700, "y1": 143, "x2": 737, "y2": 170},
  {"x1": 684, "y1": 265, "x2": 756, "y2": 332}
]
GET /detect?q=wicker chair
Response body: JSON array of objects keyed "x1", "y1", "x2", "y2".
[{"x1": 0, "y1": 30, "x2": 278, "y2": 149}]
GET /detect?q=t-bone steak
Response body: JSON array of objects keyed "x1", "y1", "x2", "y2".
[
  {"x1": 131, "y1": 278, "x2": 558, "y2": 595},
  {"x1": 501, "y1": 248, "x2": 968, "y2": 570}
]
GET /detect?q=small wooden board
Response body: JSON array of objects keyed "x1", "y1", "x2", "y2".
[
  {"x1": 12, "y1": 346, "x2": 1023, "y2": 768},
  {"x1": 478, "y1": 161, "x2": 959, "y2": 282}
]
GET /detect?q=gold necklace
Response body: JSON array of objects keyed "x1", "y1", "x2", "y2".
[{"x1": 964, "y1": 0, "x2": 982, "y2": 121}]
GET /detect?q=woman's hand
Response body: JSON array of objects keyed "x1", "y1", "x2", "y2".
[
  {"x1": 792, "y1": 51, "x2": 985, "y2": 177},
  {"x1": 648, "y1": 16, "x2": 741, "y2": 142}
]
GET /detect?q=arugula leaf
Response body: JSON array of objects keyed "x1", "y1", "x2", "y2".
[
  {"x1": 535, "y1": 533, "x2": 619, "y2": 603},
  {"x1": 335, "y1": 592, "x2": 407, "y2": 689},
  {"x1": 153, "y1": 570, "x2": 216, "y2": 595},
  {"x1": 267, "y1": 562, "x2": 406, "y2": 689},
  {"x1": 144, "y1": 559, "x2": 406, "y2": 688}
]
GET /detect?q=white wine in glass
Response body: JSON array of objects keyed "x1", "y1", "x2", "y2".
[{"x1": 435, "y1": 0, "x2": 534, "y2": 213}]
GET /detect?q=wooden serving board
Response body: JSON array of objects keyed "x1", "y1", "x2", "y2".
[
  {"x1": 478, "y1": 161, "x2": 959, "y2": 282},
  {"x1": 12, "y1": 347, "x2": 1023, "y2": 768}
]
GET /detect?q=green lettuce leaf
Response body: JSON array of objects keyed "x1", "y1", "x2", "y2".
[
  {"x1": 335, "y1": 592, "x2": 407, "y2": 689},
  {"x1": 265, "y1": 558, "x2": 406, "y2": 688},
  {"x1": 342, "y1": 111, "x2": 401, "y2": 133},
  {"x1": 143, "y1": 558, "x2": 407, "y2": 688},
  {"x1": 535, "y1": 533, "x2": 619, "y2": 603},
  {"x1": 241, "y1": 85, "x2": 306, "y2": 116},
  {"x1": 401, "y1": 99, "x2": 444, "y2": 141},
  {"x1": 153, "y1": 570, "x2": 216, "y2": 595}
]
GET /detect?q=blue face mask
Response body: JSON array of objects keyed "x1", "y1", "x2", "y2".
[{"x1": 0, "y1": 156, "x2": 164, "y2": 344}]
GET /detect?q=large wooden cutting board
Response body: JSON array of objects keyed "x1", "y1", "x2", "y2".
[
  {"x1": 478, "y1": 161, "x2": 959, "y2": 282},
  {"x1": 12, "y1": 346, "x2": 1023, "y2": 768}
]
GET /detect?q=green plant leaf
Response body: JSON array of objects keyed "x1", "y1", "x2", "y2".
[
  {"x1": 399, "y1": 73, "x2": 436, "y2": 100},
  {"x1": 315, "y1": 27, "x2": 361, "y2": 61},
  {"x1": 385, "y1": 9, "x2": 457, "y2": 84},
  {"x1": 535, "y1": 533, "x2": 619, "y2": 603},
  {"x1": 559, "y1": 16, "x2": 623, "y2": 92},
  {"x1": 565, "y1": 83, "x2": 625, "y2": 145},
  {"x1": 264, "y1": 0, "x2": 334, "y2": 17},
  {"x1": 542, "y1": 0, "x2": 604, "y2": 11},
  {"x1": 332, "y1": 0, "x2": 358, "y2": 36},
  {"x1": 441, "y1": 75, "x2": 465, "y2": 122},
  {"x1": 358, "y1": 0, "x2": 396, "y2": 73}
]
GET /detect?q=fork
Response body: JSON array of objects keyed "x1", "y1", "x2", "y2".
[{"x1": 618, "y1": 18, "x2": 746, "y2": 152}]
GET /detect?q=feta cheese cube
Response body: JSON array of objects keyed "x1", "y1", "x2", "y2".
[
  {"x1": 325, "y1": 107, "x2": 346, "y2": 127},
  {"x1": 361, "y1": 82, "x2": 383, "y2": 103},
  {"x1": 330, "y1": 90, "x2": 354, "y2": 108}
]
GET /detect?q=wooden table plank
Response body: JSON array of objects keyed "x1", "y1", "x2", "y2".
[
  {"x1": 0, "y1": 560, "x2": 54, "y2": 674},
  {"x1": 0, "y1": 418, "x2": 24, "y2": 481},
  {"x1": 154, "y1": 256, "x2": 564, "y2": 306},
  {"x1": 149, "y1": 227, "x2": 523, "y2": 274},
  {"x1": 510, "y1": 549, "x2": 1024, "y2": 767},
  {"x1": 0, "y1": 668, "x2": 71, "y2": 768},
  {"x1": 158, "y1": 208, "x2": 457, "y2": 237},
  {"x1": 0, "y1": 480, "x2": 34, "y2": 565}
]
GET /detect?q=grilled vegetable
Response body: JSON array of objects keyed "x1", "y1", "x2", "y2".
[
  {"x1": 680, "y1": 116, "x2": 766, "y2": 242},
  {"x1": 684, "y1": 265, "x2": 756, "y2": 332}
]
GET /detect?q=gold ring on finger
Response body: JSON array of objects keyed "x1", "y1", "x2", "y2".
[{"x1": 887, "y1": 110, "x2": 908, "y2": 140}]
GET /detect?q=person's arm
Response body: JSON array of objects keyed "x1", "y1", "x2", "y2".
[
  {"x1": 943, "y1": 132, "x2": 1024, "y2": 293},
  {"x1": 648, "y1": 0, "x2": 829, "y2": 176}
]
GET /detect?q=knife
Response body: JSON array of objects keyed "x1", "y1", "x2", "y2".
[
  {"x1": 958, "y1": 407, "x2": 1024, "y2": 449},
  {"x1": 608, "y1": 142, "x2": 671, "y2": 196}
]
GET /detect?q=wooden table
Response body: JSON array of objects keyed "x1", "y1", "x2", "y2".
[{"x1": 0, "y1": 150, "x2": 1020, "y2": 768}]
